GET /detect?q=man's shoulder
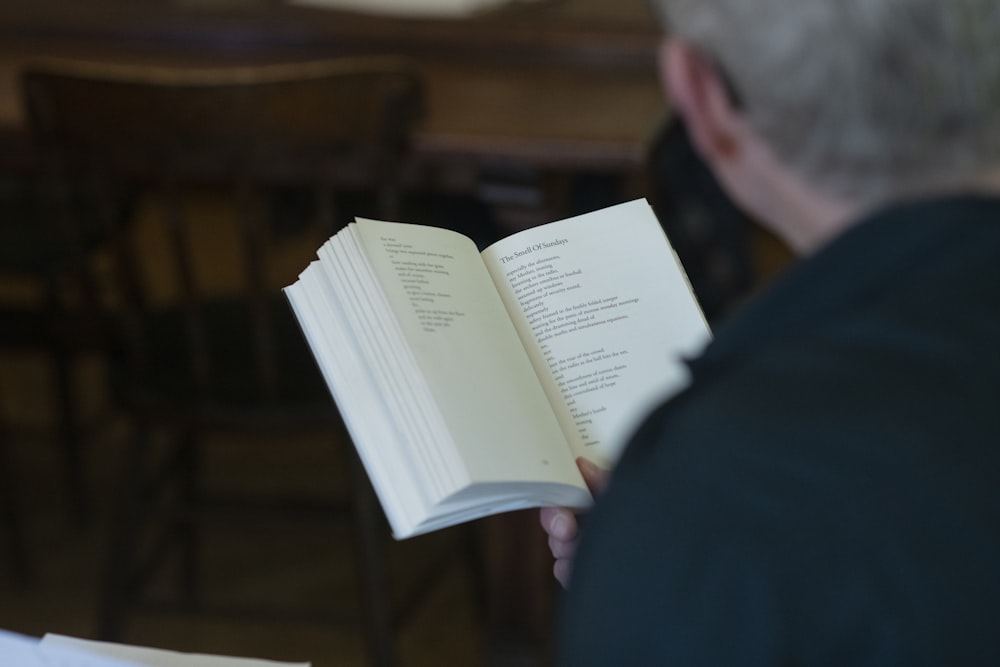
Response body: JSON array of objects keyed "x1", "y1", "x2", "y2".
[{"x1": 566, "y1": 304, "x2": 1000, "y2": 666}]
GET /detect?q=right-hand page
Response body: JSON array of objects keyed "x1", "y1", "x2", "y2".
[{"x1": 482, "y1": 199, "x2": 711, "y2": 467}]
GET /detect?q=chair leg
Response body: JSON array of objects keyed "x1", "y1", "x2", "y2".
[
  {"x1": 348, "y1": 449, "x2": 396, "y2": 667},
  {"x1": 177, "y1": 431, "x2": 200, "y2": 609},
  {"x1": 45, "y1": 271, "x2": 89, "y2": 525},
  {"x1": 461, "y1": 522, "x2": 489, "y2": 626},
  {"x1": 0, "y1": 429, "x2": 33, "y2": 587},
  {"x1": 51, "y1": 344, "x2": 88, "y2": 524},
  {"x1": 97, "y1": 424, "x2": 152, "y2": 641}
]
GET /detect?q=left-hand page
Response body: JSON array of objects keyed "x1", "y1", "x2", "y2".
[{"x1": 349, "y1": 219, "x2": 583, "y2": 489}]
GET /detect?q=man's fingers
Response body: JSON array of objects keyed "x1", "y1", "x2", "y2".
[
  {"x1": 577, "y1": 457, "x2": 610, "y2": 495},
  {"x1": 548, "y1": 534, "x2": 577, "y2": 559},
  {"x1": 540, "y1": 465, "x2": 607, "y2": 590},
  {"x1": 540, "y1": 506, "x2": 577, "y2": 541},
  {"x1": 553, "y1": 558, "x2": 573, "y2": 589}
]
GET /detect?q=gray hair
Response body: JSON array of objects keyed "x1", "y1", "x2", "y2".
[{"x1": 655, "y1": 0, "x2": 1000, "y2": 205}]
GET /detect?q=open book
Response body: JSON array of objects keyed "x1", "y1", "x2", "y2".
[{"x1": 284, "y1": 199, "x2": 710, "y2": 538}]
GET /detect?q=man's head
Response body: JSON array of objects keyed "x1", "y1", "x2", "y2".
[{"x1": 653, "y1": 0, "x2": 1000, "y2": 251}]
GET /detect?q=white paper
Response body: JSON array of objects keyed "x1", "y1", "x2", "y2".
[
  {"x1": 1, "y1": 630, "x2": 137, "y2": 667},
  {"x1": 39, "y1": 635, "x2": 309, "y2": 667}
]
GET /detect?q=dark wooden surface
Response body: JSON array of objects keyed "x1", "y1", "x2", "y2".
[
  {"x1": 0, "y1": 0, "x2": 667, "y2": 172},
  {"x1": 0, "y1": 0, "x2": 659, "y2": 69}
]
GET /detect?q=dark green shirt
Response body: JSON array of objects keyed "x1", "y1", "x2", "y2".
[{"x1": 559, "y1": 196, "x2": 1000, "y2": 666}]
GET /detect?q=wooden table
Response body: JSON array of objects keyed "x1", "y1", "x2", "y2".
[{"x1": 0, "y1": 0, "x2": 668, "y2": 172}]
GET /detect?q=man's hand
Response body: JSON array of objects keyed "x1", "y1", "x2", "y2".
[{"x1": 539, "y1": 457, "x2": 609, "y2": 588}]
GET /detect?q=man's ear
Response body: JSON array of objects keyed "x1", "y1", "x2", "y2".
[{"x1": 659, "y1": 39, "x2": 742, "y2": 164}]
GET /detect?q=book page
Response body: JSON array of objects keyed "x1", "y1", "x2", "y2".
[
  {"x1": 0, "y1": 630, "x2": 65, "y2": 667},
  {"x1": 482, "y1": 199, "x2": 711, "y2": 467},
  {"x1": 350, "y1": 220, "x2": 585, "y2": 491}
]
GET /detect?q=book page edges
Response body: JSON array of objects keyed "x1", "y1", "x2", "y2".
[{"x1": 399, "y1": 479, "x2": 592, "y2": 539}]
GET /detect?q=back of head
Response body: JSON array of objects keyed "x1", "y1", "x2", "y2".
[{"x1": 655, "y1": 0, "x2": 1000, "y2": 208}]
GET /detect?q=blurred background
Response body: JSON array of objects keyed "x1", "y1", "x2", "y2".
[{"x1": 0, "y1": 1, "x2": 793, "y2": 666}]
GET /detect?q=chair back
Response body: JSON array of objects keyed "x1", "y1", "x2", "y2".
[{"x1": 22, "y1": 58, "x2": 425, "y2": 429}]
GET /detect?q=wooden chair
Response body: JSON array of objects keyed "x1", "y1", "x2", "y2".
[
  {"x1": 0, "y1": 168, "x2": 106, "y2": 528},
  {"x1": 22, "y1": 57, "x2": 426, "y2": 667}
]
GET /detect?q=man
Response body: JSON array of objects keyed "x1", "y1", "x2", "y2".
[{"x1": 542, "y1": 0, "x2": 1000, "y2": 664}]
